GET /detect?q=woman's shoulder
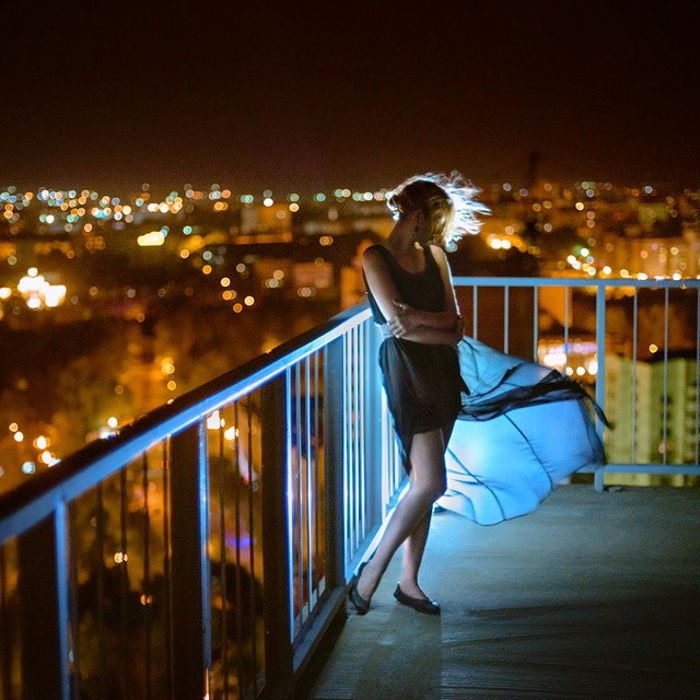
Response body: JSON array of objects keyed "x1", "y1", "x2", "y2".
[
  {"x1": 428, "y1": 243, "x2": 446, "y2": 260},
  {"x1": 362, "y1": 244, "x2": 390, "y2": 265},
  {"x1": 428, "y1": 244, "x2": 449, "y2": 268},
  {"x1": 364, "y1": 243, "x2": 386, "y2": 255},
  {"x1": 362, "y1": 245, "x2": 395, "y2": 287}
]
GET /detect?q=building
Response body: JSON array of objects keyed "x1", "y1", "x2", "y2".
[{"x1": 604, "y1": 352, "x2": 698, "y2": 485}]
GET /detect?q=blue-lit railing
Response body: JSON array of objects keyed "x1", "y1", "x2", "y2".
[
  {"x1": 0, "y1": 276, "x2": 698, "y2": 699},
  {"x1": 0, "y1": 299, "x2": 403, "y2": 699},
  {"x1": 453, "y1": 276, "x2": 700, "y2": 489}
]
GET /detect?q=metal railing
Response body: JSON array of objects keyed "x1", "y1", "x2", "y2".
[
  {"x1": 0, "y1": 276, "x2": 698, "y2": 699},
  {"x1": 0, "y1": 301, "x2": 404, "y2": 699},
  {"x1": 452, "y1": 277, "x2": 700, "y2": 488}
]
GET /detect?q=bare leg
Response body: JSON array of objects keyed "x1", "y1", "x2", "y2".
[
  {"x1": 398, "y1": 419, "x2": 457, "y2": 599},
  {"x1": 356, "y1": 428, "x2": 447, "y2": 601},
  {"x1": 398, "y1": 506, "x2": 432, "y2": 599}
]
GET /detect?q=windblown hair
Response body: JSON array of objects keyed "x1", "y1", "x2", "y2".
[{"x1": 386, "y1": 170, "x2": 492, "y2": 251}]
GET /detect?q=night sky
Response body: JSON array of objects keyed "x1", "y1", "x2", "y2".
[{"x1": 2, "y1": 1, "x2": 699, "y2": 192}]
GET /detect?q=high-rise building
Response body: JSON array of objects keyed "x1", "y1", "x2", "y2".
[{"x1": 604, "y1": 352, "x2": 698, "y2": 485}]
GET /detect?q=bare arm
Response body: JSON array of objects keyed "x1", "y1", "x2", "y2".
[
  {"x1": 362, "y1": 247, "x2": 406, "y2": 324},
  {"x1": 396, "y1": 306, "x2": 462, "y2": 331},
  {"x1": 399, "y1": 325, "x2": 463, "y2": 346}
]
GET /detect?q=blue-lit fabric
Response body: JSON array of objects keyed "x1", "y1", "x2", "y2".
[
  {"x1": 362, "y1": 243, "x2": 609, "y2": 526},
  {"x1": 437, "y1": 335, "x2": 608, "y2": 525}
]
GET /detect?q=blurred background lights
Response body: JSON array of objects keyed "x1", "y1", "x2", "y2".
[
  {"x1": 207, "y1": 411, "x2": 224, "y2": 429},
  {"x1": 39, "y1": 450, "x2": 56, "y2": 465},
  {"x1": 0, "y1": 167, "x2": 697, "y2": 492},
  {"x1": 137, "y1": 231, "x2": 166, "y2": 246}
]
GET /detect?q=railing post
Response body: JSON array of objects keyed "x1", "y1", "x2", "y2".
[
  {"x1": 169, "y1": 421, "x2": 212, "y2": 698},
  {"x1": 17, "y1": 504, "x2": 71, "y2": 699},
  {"x1": 260, "y1": 373, "x2": 294, "y2": 696},
  {"x1": 595, "y1": 285, "x2": 607, "y2": 492},
  {"x1": 324, "y1": 337, "x2": 347, "y2": 585},
  {"x1": 364, "y1": 322, "x2": 384, "y2": 532}
]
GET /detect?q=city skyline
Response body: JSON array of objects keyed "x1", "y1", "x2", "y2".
[
  {"x1": 1, "y1": 175, "x2": 693, "y2": 200},
  {"x1": 2, "y1": 2, "x2": 699, "y2": 191}
]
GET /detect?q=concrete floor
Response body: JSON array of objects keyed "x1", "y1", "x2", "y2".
[{"x1": 307, "y1": 484, "x2": 700, "y2": 699}]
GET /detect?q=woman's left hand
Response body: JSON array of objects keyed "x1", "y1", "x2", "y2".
[{"x1": 388, "y1": 300, "x2": 421, "y2": 337}]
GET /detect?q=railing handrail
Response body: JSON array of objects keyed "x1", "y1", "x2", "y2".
[
  {"x1": 453, "y1": 276, "x2": 700, "y2": 288},
  {"x1": 0, "y1": 301, "x2": 372, "y2": 541}
]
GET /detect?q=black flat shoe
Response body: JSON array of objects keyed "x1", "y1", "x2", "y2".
[
  {"x1": 348, "y1": 560, "x2": 370, "y2": 615},
  {"x1": 393, "y1": 583, "x2": 440, "y2": 615}
]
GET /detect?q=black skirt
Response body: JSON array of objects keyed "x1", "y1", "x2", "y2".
[{"x1": 378, "y1": 334, "x2": 468, "y2": 475}]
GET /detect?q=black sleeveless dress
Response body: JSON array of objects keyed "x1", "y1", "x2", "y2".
[
  {"x1": 362, "y1": 243, "x2": 469, "y2": 475},
  {"x1": 362, "y1": 242, "x2": 611, "y2": 524}
]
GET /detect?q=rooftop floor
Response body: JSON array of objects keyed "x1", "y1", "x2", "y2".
[{"x1": 307, "y1": 484, "x2": 700, "y2": 699}]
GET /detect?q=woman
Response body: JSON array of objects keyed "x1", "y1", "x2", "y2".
[{"x1": 350, "y1": 171, "x2": 609, "y2": 616}]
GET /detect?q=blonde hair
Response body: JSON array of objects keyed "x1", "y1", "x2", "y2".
[{"x1": 387, "y1": 170, "x2": 491, "y2": 250}]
